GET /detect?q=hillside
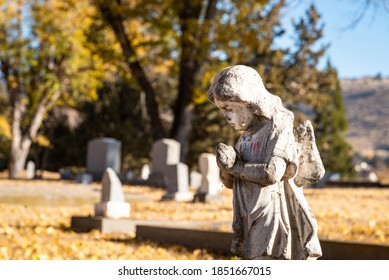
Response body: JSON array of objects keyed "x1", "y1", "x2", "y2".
[{"x1": 341, "y1": 77, "x2": 389, "y2": 158}]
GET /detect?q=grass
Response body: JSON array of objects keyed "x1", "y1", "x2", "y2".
[{"x1": 0, "y1": 177, "x2": 388, "y2": 259}]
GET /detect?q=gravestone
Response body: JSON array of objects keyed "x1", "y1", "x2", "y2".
[
  {"x1": 26, "y1": 161, "x2": 35, "y2": 179},
  {"x1": 94, "y1": 168, "x2": 130, "y2": 219},
  {"x1": 162, "y1": 163, "x2": 193, "y2": 201},
  {"x1": 195, "y1": 153, "x2": 222, "y2": 202},
  {"x1": 86, "y1": 137, "x2": 121, "y2": 181},
  {"x1": 140, "y1": 164, "x2": 150, "y2": 180},
  {"x1": 126, "y1": 171, "x2": 136, "y2": 182},
  {"x1": 148, "y1": 139, "x2": 180, "y2": 187},
  {"x1": 75, "y1": 173, "x2": 93, "y2": 184},
  {"x1": 189, "y1": 170, "x2": 202, "y2": 190}
]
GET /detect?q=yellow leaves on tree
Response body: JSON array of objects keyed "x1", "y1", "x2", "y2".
[
  {"x1": 0, "y1": 116, "x2": 11, "y2": 140},
  {"x1": 1, "y1": 0, "x2": 115, "y2": 178}
]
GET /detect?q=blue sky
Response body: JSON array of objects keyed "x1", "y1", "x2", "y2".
[{"x1": 281, "y1": 0, "x2": 389, "y2": 79}]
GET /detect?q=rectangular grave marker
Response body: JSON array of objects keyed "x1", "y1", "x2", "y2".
[
  {"x1": 86, "y1": 137, "x2": 121, "y2": 181},
  {"x1": 148, "y1": 138, "x2": 180, "y2": 187},
  {"x1": 162, "y1": 163, "x2": 193, "y2": 201}
]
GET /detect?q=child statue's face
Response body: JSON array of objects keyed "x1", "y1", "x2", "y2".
[{"x1": 215, "y1": 99, "x2": 255, "y2": 131}]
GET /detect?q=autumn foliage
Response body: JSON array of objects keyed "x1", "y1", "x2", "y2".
[{"x1": 0, "y1": 179, "x2": 388, "y2": 260}]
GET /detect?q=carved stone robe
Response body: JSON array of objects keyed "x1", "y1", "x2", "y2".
[{"x1": 230, "y1": 118, "x2": 322, "y2": 260}]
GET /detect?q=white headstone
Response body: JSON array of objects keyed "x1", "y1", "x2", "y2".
[
  {"x1": 190, "y1": 171, "x2": 202, "y2": 190},
  {"x1": 94, "y1": 168, "x2": 130, "y2": 219},
  {"x1": 198, "y1": 153, "x2": 221, "y2": 195},
  {"x1": 86, "y1": 138, "x2": 122, "y2": 181},
  {"x1": 26, "y1": 161, "x2": 35, "y2": 180},
  {"x1": 140, "y1": 164, "x2": 150, "y2": 180}
]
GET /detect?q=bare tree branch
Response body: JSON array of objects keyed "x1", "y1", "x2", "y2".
[{"x1": 344, "y1": 0, "x2": 389, "y2": 29}]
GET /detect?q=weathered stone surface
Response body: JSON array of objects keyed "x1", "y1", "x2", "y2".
[
  {"x1": 94, "y1": 168, "x2": 130, "y2": 219},
  {"x1": 140, "y1": 164, "x2": 150, "y2": 180},
  {"x1": 197, "y1": 153, "x2": 221, "y2": 196},
  {"x1": 189, "y1": 171, "x2": 202, "y2": 190},
  {"x1": 86, "y1": 137, "x2": 121, "y2": 181},
  {"x1": 148, "y1": 138, "x2": 180, "y2": 187},
  {"x1": 94, "y1": 201, "x2": 130, "y2": 219},
  {"x1": 100, "y1": 168, "x2": 124, "y2": 202},
  {"x1": 294, "y1": 120, "x2": 325, "y2": 187},
  {"x1": 162, "y1": 163, "x2": 193, "y2": 201},
  {"x1": 166, "y1": 163, "x2": 189, "y2": 193},
  {"x1": 208, "y1": 65, "x2": 324, "y2": 260}
]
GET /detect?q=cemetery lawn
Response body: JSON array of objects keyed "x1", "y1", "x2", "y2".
[{"x1": 0, "y1": 178, "x2": 388, "y2": 259}]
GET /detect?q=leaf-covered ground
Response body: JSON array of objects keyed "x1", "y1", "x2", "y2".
[
  {"x1": 0, "y1": 179, "x2": 388, "y2": 259},
  {"x1": 305, "y1": 188, "x2": 389, "y2": 244}
]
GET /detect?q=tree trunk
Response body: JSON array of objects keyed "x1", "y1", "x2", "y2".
[
  {"x1": 97, "y1": 0, "x2": 217, "y2": 161},
  {"x1": 9, "y1": 137, "x2": 32, "y2": 179},
  {"x1": 8, "y1": 99, "x2": 25, "y2": 179},
  {"x1": 171, "y1": 105, "x2": 194, "y2": 162},
  {"x1": 8, "y1": 92, "x2": 60, "y2": 179},
  {"x1": 170, "y1": 0, "x2": 217, "y2": 162},
  {"x1": 97, "y1": 1, "x2": 165, "y2": 141},
  {"x1": 170, "y1": 55, "x2": 198, "y2": 161}
]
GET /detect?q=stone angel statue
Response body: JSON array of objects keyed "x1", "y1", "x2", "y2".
[{"x1": 207, "y1": 65, "x2": 325, "y2": 260}]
